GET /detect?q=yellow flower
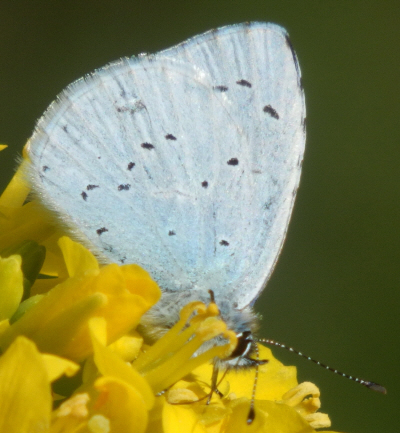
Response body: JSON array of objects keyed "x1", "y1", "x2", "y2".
[
  {"x1": 0, "y1": 336, "x2": 79, "y2": 433},
  {"x1": 0, "y1": 148, "x2": 340, "y2": 432},
  {"x1": 0, "y1": 237, "x2": 161, "y2": 362}
]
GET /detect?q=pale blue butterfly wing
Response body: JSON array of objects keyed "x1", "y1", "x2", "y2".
[{"x1": 27, "y1": 22, "x2": 305, "y2": 310}]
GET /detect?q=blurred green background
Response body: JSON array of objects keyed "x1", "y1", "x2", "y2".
[{"x1": 0, "y1": 1, "x2": 398, "y2": 432}]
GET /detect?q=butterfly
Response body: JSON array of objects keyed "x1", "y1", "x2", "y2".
[{"x1": 26, "y1": 22, "x2": 305, "y2": 370}]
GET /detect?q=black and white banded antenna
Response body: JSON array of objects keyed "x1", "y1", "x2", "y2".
[{"x1": 256, "y1": 338, "x2": 387, "y2": 394}]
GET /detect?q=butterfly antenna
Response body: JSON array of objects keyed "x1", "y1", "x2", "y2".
[{"x1": 256, "y1": 338, "x2": 386, "y2": 394}]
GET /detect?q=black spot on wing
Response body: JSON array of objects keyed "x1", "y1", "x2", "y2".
[
  {"x1": 42, "y1": 166, "x2": 49, "y2": 172},
  {"x1": 220, "y1": 240, "x2": 229, "y2": 246},
  {"x1": 141, "y1": 142, "x2": 154, "y2": 150},
  {"x1": 201, "y1": 181, "x2": 208, "y2": 188},
  {"x1": 165, "y1": 134, "x2": 177, "y2": 140},
  {"x1": 168, "y1": 230, "x2": 176, "y2": 236},
  {"x1": 227, "y1": 158, "x2": 239, "y2": 166},
  {"x1": 115, "y1": 100, "x2": 146, "y2": 114},
  {"x1": 263, "y1": 105, "x2": 279, "y2": 119},
  {"x1": 118, "y1": 184, "x2": 131, "y2": 191},
  {"x1": 236, "y1": 79, "x2": 252, "y2": 88},
  {"x1": 213, "y1": 85, "x2": 228, "y2": 92},
  {"x1": 87, "y1": 184, "x2": 99, "y2": 190},
  {"x1": 264, "y1": 199, "x2": 273, "y2": 210},
  {"x1": 97, "y1": 227, "x2": 108, "y2": 235},
  {"x1": 81, "y1": 191, "x2": 88, "y2": 201},
  {"x1": 127, "y1": 162, "x2": 135, "y2": 171}
]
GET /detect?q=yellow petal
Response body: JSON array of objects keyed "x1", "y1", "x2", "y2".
[
  {"x1": 94, "y1": 376, "x2": 148, "y2": 433},
  {"x1": 0, "y1": 336, "x2": 51, "y2": 433},
  {"x1": 0, "y1": 246, "x2": 160, "y2": 361},
  {"x1": 0, "y1": 255, "x2": 23, "y2": 320},
  {"x1": 162, "y1": 401, "x2": 207, "y2": 433},
  {"x1": 224, "y1": 398, "x2": 315, "y2": 433},
  {"x1": 192, "y1": 344, "x2": 297, "y2": 403},
  {"x1": 0, "y1": 159, "x2": 30, "y2": 208},
  {"x1": 0, "y1": 319, "x2": 10, "y2": 338},
  {"x1": 89, "y1": 317, "x2": 154, "y2": 410},
  {"x1": 58, "y1": 236, "x2": 99, "y2": 277},
  {"x1": 42, "y1": 353, "x2": 80, "y2": 382},
  {"x1": 108, "y1": 332, "x2": 143, "y2": 362},
  {"x1": 0, "y1": 201, "x2": 57, "y2": 257}
]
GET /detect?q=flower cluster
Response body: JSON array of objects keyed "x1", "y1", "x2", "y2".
[{"x1": 0, "y1": 146, "x2": 337, "y2": 432}]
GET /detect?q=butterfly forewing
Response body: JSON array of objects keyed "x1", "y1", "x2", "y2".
[{"x1": 27, "y1": 22, "x2": 305, "y2": 308}]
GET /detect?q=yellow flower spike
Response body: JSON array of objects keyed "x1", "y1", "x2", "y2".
[
  {"x1": 89, "y1": 317, "x2": 155, "y2": 410},
  {"x1": 0, "y1": 254, "x2": 23, "y2": 320},
  {"x1": 0, "y1": 336, "x2": 52, "y2": 433},
  {"x1": 0, "y1": 146, "x2": 340, "y2": 432}
]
